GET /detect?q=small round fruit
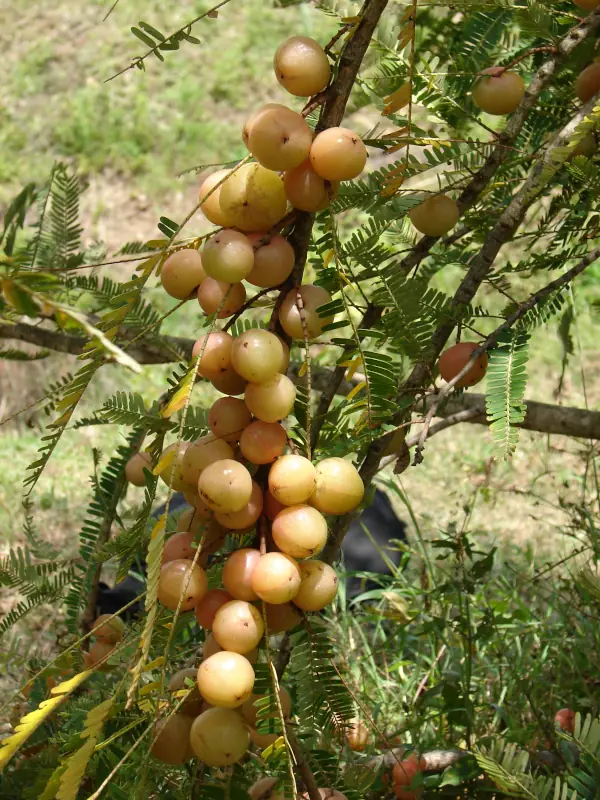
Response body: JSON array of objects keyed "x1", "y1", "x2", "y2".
[
  {"x1": 250, "y1": 728, "x2": 279, "y2": 749},
  {"x1": 177, "y1": 501, "x2": 213, "y2": 531},
  {"x1": 181, "y1": 435, "x2": 234, "y2": 485},
  {"x1": 438, "y1": 341, "x2": 487, "y2": 388},
  {"x1": 310, "y1": 128, "x2": 367, "y2": 181},
  {"x1": 86, "y1": 641, "x2": 116, "y2": 671},
  {"x1": 91, "y1": 614, "x2": 125, "y2": 644},
  {"x1": 246, "y1": 233, "x2": 295, "y2": 288},
  {"x1": 197, "y1": 651, "x2": 255, "y2": 708},
  {"x1": 276, "y1": 336, "x2": 290, "y2": 373},
  {"x1": 245, "y1": 373, "x2": 296, "y2": 423},
  {"x1": 151, "y1": 713, "x2": 194, "y2": 765},
  {"x1": 274, "y1": 36, "x2": 331, "y2": 97},
  {"x1": 203, "y1": 632, "x2": 222, "y2": 660},
  {"x1": 574, "y1": 0, "x2": 600, "y2": 8},
  {"x1": 269, "y1": 455, "x2": 316, "y2": 506},
  {"x1": 168, "y1": 668, "x2": 204, "y2": 715},
  {"x1": 310, "y1": 457, "x2": 364, "y2": 515},
  {"x1": 347, "y1": 720, "x2": 369, "y2": 752},
  {"x1": 222, "y1": 548, "x2": 261, "y2": 600},
  {"x1": 213, "y1": 600, "x2": 265, "y2": 654},
  {"x1": 284, "y1": 159, "x2": 337, "y2": 212},
  {"x1": 203, "y1": 229, "x2": 255, "y2": 283},
  {"x1": 198, "y1": 278, "x2": 246, "y2": 319},
  {"x1": 576, "y1": 62, "x2": 600, "y2": 103},
  {"x1": 231, "y1": 329, "x2": 286, "y2": 383},
  {"x1": 302, "y1": 791, "x2": 348, "y2": 800},
  {"x1": 392, "y1": 753, "x2": 426, "y2": 794},
  {"x1": 571, "y1": 131, "x2": 597, "y2": 158},
  {"x1": 194, "y1": 588, "x2": 234, "y2": 629},
  {"x1": 246, "y1": 104, "x2": 313, "y2": 171},
  {"x1": 220, "y1": 163, "x2": 288, "y2": 232},
  {"x1": 190, "y1": 707, "x2": 250, "y2": 766},
  {"x1": 240, "y1": 421, "x2": 287, "y2": 465},
  {"x1": 158, "y1": 442, "x2": 192, "y2": 493},
  {"x1": 241, "y1": 686, "x2": 292, "y2": 728},
  {"x1": 198, "y1": 459, "x2": 253, "y2": 513},
  {"x1": 199, "y1": 169, "x2": 236, "y2": 227},
  {"x1": 210, "y1": 365, "x2": 248, "y2": 397},
  {"x1": 554, "y1": 708, "x2": 576, "y2": 734},
  {"x1": 272, "y1": 504, "x2": 328, "y2": 559},
  {"x1": 265, "y1": 602, "x2": 302, "y2": 633},
  {"x1": 160, "y1": 249, "x2": 206, "y2": 300},
  {"x1": 251, "y1": 552, "x2": 301, "y2": 604},
  {"x1": 163, "y1": 531, "x2": 200, "y2": 564},
  {"x1": 125, "y1": 451, "x2": 152, "y2": 487},
  {"x1": 264, "y1": 490, "x2": 286, "y2": 521},
  {"x1": 472, "y1": 68, "x2": 525, "y2": 115},
  {"x1": 208, "y1": 397, "x2": 252, "y2": 443},
  {"x1": 215, "y1": 480, "x2": 263, "y2": 530},
  {"x1": 293, "y1": 560, "x2": 338, "y2": 611},
  {"x1": 279, "y1": 285, "x2": 333, "y2": 340},
  {"x1": 192, "y1": 331, "x2": 234, "y2": 378},
  {"x1": 158, "y1": 559, "x2": 208, "y2": 612},
  {"x1": 408, "y1": 195, "x2": 459, "y2": 237}
]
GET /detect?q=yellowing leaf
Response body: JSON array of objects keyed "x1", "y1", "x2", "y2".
[
  {"x1": 345, "y1": 356, "x2": 363, "y2": 381},
  {"x1": 298, "y1": 361, "x2": 308, "y2": 378},
  {"x1": 153, "y1": 448, "x2": 176, "y2": 476},
  {"x1": 324, "y1": 249, "x2": 334, "y2": 267},
  {"x1": 261, "y1": 736, "x2": 285, "y2": 760},
  {"x1": 161, "y1": 370, "x2": 194, "y2": 417},
  {"x1": 142, "y1": 656, "x2": 165, "y2": 672},
  {"x1": 139, "y1": 681, "x2": 161, "y2": 696},
  {"x1": 0, "y1": 670, "x2": 91, "y2": 770},
  {"x1": 383, "y1": 83, "x2": 411, "y2": 116},
  {"x1": 56, "y1": 698, "x2": 114, "y2": 800},
  {"x1": 345, "y1": 381, "x2": 367, "y2": 402}
]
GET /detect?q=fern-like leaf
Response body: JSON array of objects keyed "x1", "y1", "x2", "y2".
[{"x1": 485, "y1": 330, "x2": 529, "y2": 459}]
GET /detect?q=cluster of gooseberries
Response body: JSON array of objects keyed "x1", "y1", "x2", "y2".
[{"x1": 124, "y1": 34, "x2": 366, "y2": 784}]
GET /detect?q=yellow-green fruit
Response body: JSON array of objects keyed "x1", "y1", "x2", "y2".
[
  {"x1": 310, "y1": 457, "x2": 364, "y2": 514},
  {"x1": 197, "y1": 650, "x2": 255, "y2": 708},
  {"x1": 408, "y1": 195, "x2": 459, "y2": 238},
  {"x1": 189, "y1": 707, "x2": 250, "y2": 766},
  {"x1": 274, "y1": 36, "x2": 331, "y2": 97},
  {"x1": 293, "y1": 560, "x2": 338, "y2": 612},
  {"x1": 472, "y1": 68, "x2": 525, "y2": 115},
  {"x1": 160, "y1": 249, "x2": 206, "y2": 299},
  {"x1": 219, "y1": 163, "x2": 288, "y2": 232}
]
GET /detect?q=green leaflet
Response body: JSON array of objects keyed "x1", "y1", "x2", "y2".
[{"x1": 485, "y1": 330, "x2": 530, "y2": 460}]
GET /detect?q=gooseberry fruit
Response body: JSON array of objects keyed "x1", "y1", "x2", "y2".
[
  {"x1": 392, "y1": 753, "x2": 426, "y2": 798},
  {"x1": 189, "y1": 707, "x2": 250, "y2": 766},
  {"x1": 437, "y1": 341, "x2": 487, "y2": 388},
  {"x1": 245, "y1": 104, "x2": 313, "y2": 171},
  {"x1": 274, "y1": 36, "x2": 331, "y2": 97},
  {"x1": 231, "y1": 329, "x2": 286, "y2": 383},
  {"x1": 408, "y1": 194, "x2": 459, "y2": 237},
  {"x1": 346, "y1": 719, "x2": 369, "y2": 752},
  {"x1": 194, "y1": 588, "x2": 233, "y2": 629},
  {"x1": 310, "y1": 457, "x2": 364, "y2": 515},
  {"x1": 86, "y1": 641, "x2": 116, "y2": 671},
  {"x1": 160, "y1": 249, "x2": 206, "y2": 300},
  {"x1": 272, "y1": 504, "x2": 328, "y2": 559},
  {"x1": 245, "y1": 373, "x2": 297, "y2": 423},
  {"x1": 198, "y1": 458, "x2": 253, "y2": 513},
  {"x1": 215, "y1": 479, "x2": 263, "y2": 530},
  {"x1": 251, "y1": 552, "x2": 302, "y2": 604},
  {"x1": 212, "y1": 600, "x2": 265, "y2": 654},
  {"x1": 157, "y1": 559, "x2": 208, "y2": 612},
  {"x1": 199, "y1": 168, "x2": 236, "y2": 227},
  {"x1": 576, "y1": 62, "x2": 600, "y2": 103},
  {"x1": 279, "y1": 284, "x2": 333, "y2": 340},
  {"x1": 202, "y1": 229, "x2": 254, "y2": 283},
  {"x1": 91, "y1": 614, "x2": 125, "y2": 644},
  {"x1": 181, "y1": 435, "x2": 234, "y2": 485},
  {"x1": 292, "y1": 560, "x2": 338, "y2": 611},
  {"x1": 268, "y1": 454, "x2": 316, "y2": 506},
  {"x1": 554, "y1": 708, "x2": 576, "y2": 734},
  {"x1": 220, "y1": 163, "x2": 288, "y2": 232},
  {"x1": 125, "y1": 451, "x2": 152, "y2": 487},
  {"x1": 246, "y1": 233, "x2": 295, "y2": 288},
  {"x1": 162, "y1": 531, "x2": 200, "y2": 564},
  {"x1": 472, "y1": 68, "x2": 525, "y2": 115},
  {"x1": 222, "y1": 548, "x2": 261, "y2": 601},
  {"x1": 240, "y1": 420, "x2": 287, "y2": 465},
  {"x1": 197, "y1": 650, "x2": 255, "y2": 708},
  {"x1": 284, "y1": 159, "x2": 337, "y2": 212},
  {"x1": 310, "y1": 127, "x2": 367, "y2": 181},
  {"x1": 208, "y1": 396, "x2": 253, "y2": 443},
  {"x1": 197, "y1": 278, "x2": 246, "y2": 319},
  {"x1": 265, "y1": 602, "x2": 302, "y2": 633},
  {"x1": 574, "y1": 0, "x2": 600, "y2": 7},
  {"x1": 151, "y1": 713, "x2": 194, "y2": 765},
  {"x1": 210, "y1": 365, "x2": 248, "y2": 397},
  {"x1": 168, "y1": 668, "x2": 204, "y2": 716},
  {"x1": 249, "y1": 777, "x2": 292, "y2": 800},
  {"x1": 264, "y1": 490, "x2": 286, "y2": 521},
  {"x1": 191, "y1": 331, "x2": 234, "y2": 378}
]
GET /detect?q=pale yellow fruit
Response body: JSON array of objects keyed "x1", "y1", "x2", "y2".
[
  {"x1": 310, "y1": 457, "x2": 364, "y2": 514},
  {"x1": 197, "y1": 278, "x2": 246, "y2": 319},
  {"x1": 203, "y1": 229, "x2": 254, "y2": 283},
  {"x1": 409, "y1": 195, "x2": 459, "y2": 237},
  {"x1": 279, "y1": 284, "x2": 333, "y2": 339},
  {"x1": 215, "y1": 480, "x2": 263, "y2": 530},
  {"x1": 220, "y1": 163, "x2": 288, "y2": 233},
  {"x1": 231, "y1": 329, "x2": 285, "y2": 383},
  {"x1": 284, "y1": 159, "x2": 338, "y2": 212},
  {"x1": 472, "y1": 68, "x2": 525, "y2": 115},
  {"x1": 181, "y1": 435, "x2": 234, "y2": 485},
  {"x1": 199, "y1": 169, "x2": 236, "y2": 227},
  {"x1": 293, "y1": 560, "x2": 338, "y2": 612},
  {"x1": 272, "y1": 504, "x2": 328, "y2": 558},
  {"x1": 251, "y1": 552, "x2": 302, "y2": 604},
  {"x1": 197, "y1": 650, "x2": 255, "y2": 708},
  {"x1": 191, "y1": 331, "x2": 234, "y2": 378},
  {"x1": 189, "y1": 707, "x2": 250, "y2": 766},
  {"x1": 198, "y1": 459, "x2": 253, "y2": 513},
  {"x1": 245, "y1": 104, "x2": 313, "y2": 171},
  {"x1": 246, "y1": 232, "x2": 295, "y2": 288},
  {"x1": 274, "y1": 36, "x2": 331, "y2": 97},
  {"x1": 160, "y1": 249, "x2": 206, "y2": 299},
  {"x1": 212, "y1": 600, "x2": 265, "y2": 654},
  {"x1": 151, "y1": 713, "x2": 194, "y2": 764},
  {"x1": 268, "y1": 455, "x2": 316, "y2": 506},
  {"x1": 244, "y1": 373, "x2": 296, "y2": 423},
  {"x1": 125, "y1": 451, "x2": 153, "y2": 487},
  {"x1": 310, "y1": 127, "x2": 367, "y2": 181}
]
